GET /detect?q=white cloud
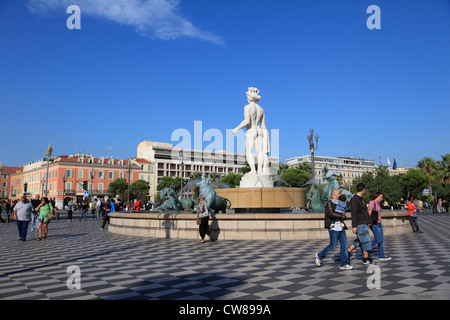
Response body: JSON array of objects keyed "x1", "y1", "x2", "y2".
[{"x1": 26, "y1": 0, "x2": 223, "y2": 44}]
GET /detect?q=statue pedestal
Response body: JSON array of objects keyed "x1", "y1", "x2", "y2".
[{"x1": 239, "y1": 173, "x2": 274, "y2": 188}]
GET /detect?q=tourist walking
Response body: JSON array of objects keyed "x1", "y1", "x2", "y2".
[
  {"x1": 78, "y1": 200, "x2": 88, "y2": 221},
  {"x1": 408, "y1": 195, "x2": 423, "y2": 233},
  {"x1": 315, "y1": 189, "x2": 353, "y2": 270},
  {"x1": 13, "y1": 196, "x2": 33, "y2": 241},
  {"x1": 134, "y1": 198, "x2": 142, "y2": 211},
  {"x1": 36, "y1": 197, "x2": 54, "y2": 240},
  {"x1": 67, "y1": 198, "x2": 74, "y2": 221},
  {"x1": 30, "y1": 194, "x2": 41, "y2": 232},
  {"x1": 0, "y1": 202, "x2": 5, "y2": 223},
  {"x1": 100, "y1": 200, "x2": 111, "y2": 229},
  {"x1": 368, "y1": 192, "x2": 392, "y2": 261},
  {"x1": 347, "y1": 183, "x2": 373, "y2": 264},
  {"x1": 197, "y1": 194, "x2": 212, "y2": 243}
]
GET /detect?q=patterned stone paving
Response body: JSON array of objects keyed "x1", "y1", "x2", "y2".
[{"x1": 1, "y1": 213, "x2": 449, "y2": 302}]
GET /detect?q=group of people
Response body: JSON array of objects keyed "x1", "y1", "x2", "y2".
[
  {"x1": 8, "y1": 194, "x2": 54, "y2": 241},
  {"x1": 5, "y1": 193, "x2": 139, "y2": 241},
  {"x1": 314, "y1": 183, "x2": 426, "y2": 270}
]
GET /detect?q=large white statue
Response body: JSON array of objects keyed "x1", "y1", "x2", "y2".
[{"x1": 232, "y1": 87, "x2": 273, "y2": 187}]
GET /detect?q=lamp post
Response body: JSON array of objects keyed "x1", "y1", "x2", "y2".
[
  {"x1": 127, "y1": 160, "x2": 132, "y2": 207},
  {"x1": 179, "y1": 149, "x2": 184, "y2": 200},
  {"x1": 59, "y1": 174, "x2": 66, "y2": 221},
  {"x1": 44, "y1": 144, "x2": 53, "y2": 197},
  {"x1": 0, "y1": 162, "x2": 4, "y2": 199},
  {"x1": 307, "y1": 129, "x2": 319, "y2": 185}
]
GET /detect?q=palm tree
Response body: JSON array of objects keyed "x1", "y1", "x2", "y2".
[
  {"x1": 435, "y1": 154, "x2": 450, "y2": 186},
  {"x1": 209, "y1": 172, "x2": 221, "y2": 182},
  {"x1": 277, "y1": 163, "x2": 290, "y2": 176},
  {"x1": 417, "y1": 157, "x2": 437, "y2": 190}
]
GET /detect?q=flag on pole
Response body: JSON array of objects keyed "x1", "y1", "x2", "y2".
[
  {"x1": 393, "y1": 158, "x2": 397, "y2": 170},
  {"x1": 386, "y1": 156, "x2": 391, "y2": 167}
]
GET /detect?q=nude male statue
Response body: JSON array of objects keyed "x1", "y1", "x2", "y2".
[{"x1": 232, "y1": 87, "x2": 270, "y2": 176}]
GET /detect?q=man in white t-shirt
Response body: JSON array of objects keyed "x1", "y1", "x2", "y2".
[{"x1": 13, "y1": 196, "x2": 33, "y2": 241}]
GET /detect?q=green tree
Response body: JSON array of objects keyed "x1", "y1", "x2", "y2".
[
  {"x1": 351, "y1": 167, "x2": 403, "y2": 204},
  {"x1": 417, "y1": 156, "x2": 437, "y2": 192},
  {"x1": 130, "y1": 179, "x2": 150, "y2": 203},
  {"x1": 209, "y1": 172, "x2": 221, "y2": 182},
  {"x1": 190, "y1": 171, "x2": 203, "y2": 180},
  {"x1": 108, "y1": 178, "x2": 128, "y2": 201},
  {"x1": 281, "y1": 168, "x2": 312, "y2": 188},
  {"x1": 399, "y1": 169, "x2": 429, "y2": 199},
  {"x1": 435, "y1": 154, "x2": 450, "y2": 186},
  {"x1": 156, "y1": 176, "x2": 181, "y2": 192},
  {"x1": 296, "y1": 162, "x2": 312, "y2": 173},
  {"x1": 277, "y1": 162, "x2": 290, "y2": 176},
  {"x1": 220, "y1": 173, "x2": 243, "y2": 188}
]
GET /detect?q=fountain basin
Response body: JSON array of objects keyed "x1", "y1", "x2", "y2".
[
  {"x1": 108, "y1": 211, "x2": 411, "y2": 240},
  {"x1": 215, "y1": 187, "x2": 306, "y2": 213}
]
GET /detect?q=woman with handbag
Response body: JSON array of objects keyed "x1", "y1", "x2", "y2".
[
  {"x1": 197, "y1": 194, "x2": 212, "y2": 243},
  {"x1": 368, "y1": 192, "x2": 391, "y2": 261}
]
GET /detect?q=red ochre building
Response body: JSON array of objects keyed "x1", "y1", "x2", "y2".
[{"x1": 1, "y1": 154, "x2": 153, "y2": 210}]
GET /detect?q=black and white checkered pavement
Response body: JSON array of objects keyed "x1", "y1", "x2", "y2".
[{"x1": 1, "y1": 212, "x2": 449, "y2": 300}]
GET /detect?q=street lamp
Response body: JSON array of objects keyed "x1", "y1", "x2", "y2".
[
  {"x1": 307, "y1": 129, "x2": 319, "y2": 185},
  {"x1": 127, "y1": 160, "x2": 132, "y2": 206},
  {"x1": 179, "y1": 149, "x2": 184, "y2": 200},
  {"x1": 44, "y1": 144, "x2": 53, "y2": 197},
  {"x1": 0, "y1": 162, "x2": 4, "y2": 199}
]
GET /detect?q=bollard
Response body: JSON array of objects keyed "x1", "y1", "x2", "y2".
[
  {"x1": 57, "y1": 211, "x2": 60, "y2": 221},
  {"x1": 6, "y1": 213, "x2": 10, "y2": 223}
]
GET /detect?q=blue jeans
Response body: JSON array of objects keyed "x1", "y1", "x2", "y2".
[
  {"x1": 411, "y1": 216, "x2": 420, "y2": 232},
  {"x1": 30, "y1": 212, "x2": 38, "y2": 230},
  {"x1": 17, "y1": 220, "x2": 29, "y2": 240},
  {"x1": 351, "y1": 224, "x2": 372, "y2": 252},
  {"x1": 79, "y1": 210, "x2": 87, "y2": 221},
  {"x1": 318, "y1": 229, "x2": 349, "y2": 266},
  {"x1": 371, "y1": 224, "x2": 386, "y2": 258}
]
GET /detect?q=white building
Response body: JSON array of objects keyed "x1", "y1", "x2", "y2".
[
  {"x1": 286, "y1": 155, "x2": 377, "y2": 185},
  {"x1": 137, "y1": 140, "x2": 278, "y2": 197}
]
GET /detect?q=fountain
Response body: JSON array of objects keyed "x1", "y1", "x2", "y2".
[
  {"x1": 306, "y1": 166, "x2": 354, "y2": 213},
  {"x1": 107, "y1": 88, "x2": 411, "y2": 240}
]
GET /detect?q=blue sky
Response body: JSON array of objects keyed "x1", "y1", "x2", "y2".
[{"x1": 0, "y1": 0, "x2": 449, "y2": 168}]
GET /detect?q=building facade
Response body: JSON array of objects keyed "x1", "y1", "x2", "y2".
[
  {"x1": 7, "y1": 154, "x2": 144, "y2": 209},
  {"x1": 286, "y1": 155, "x2": 377, "y2": 185},
  {"x1": 0, "y1": 165, "x2": 22, "y2": 199},
  {"x1": 137, "y1": 140, "x2": 279, "y2": 198}
]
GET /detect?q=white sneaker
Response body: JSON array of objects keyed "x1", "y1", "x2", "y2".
[
  {"x1": 379, "y1": 257, "x2": 392, "y2": 261},
  {"x1": 315, "y1": 253, "x2": 322, "y2": 267},
  {"x1": 339, "y1": 264, "x2": 354, "y2": 270}
]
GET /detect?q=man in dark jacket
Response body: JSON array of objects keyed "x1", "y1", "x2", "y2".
[
  {"x1": 315, "y1": 189, "x2": 353, "y2": 270},
  {"x1": 348, "y1": 183, "x2": 373, "y2": 264}
]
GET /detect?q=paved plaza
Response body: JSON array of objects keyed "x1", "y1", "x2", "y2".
[{"x1": 1, "y1": 212, "x2": 449, "y2": 301}]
